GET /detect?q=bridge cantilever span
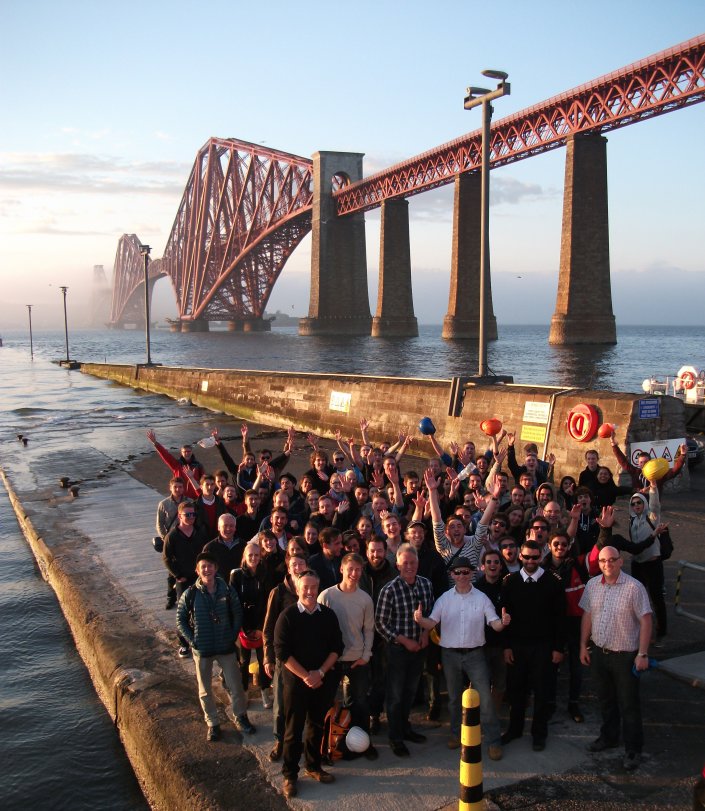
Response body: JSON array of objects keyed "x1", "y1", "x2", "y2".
[
  {"x1": 110, "y1": 138, "x2": 313, "y2": 331},
  {"x1": 334, "y1": 33, "x2": 705, "y2": 215}
]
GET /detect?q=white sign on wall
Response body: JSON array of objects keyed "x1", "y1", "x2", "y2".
[
  {"x1": 329, "y1": 390, "x2": 352, "y2": 414},
  {"x1": 523, "y1": 401, "x2": 551, "y2": 424}
]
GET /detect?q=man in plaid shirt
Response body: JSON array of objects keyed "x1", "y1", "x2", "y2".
[{"x1": 375, "y1": 543, "x2": 435, "y2": 757}]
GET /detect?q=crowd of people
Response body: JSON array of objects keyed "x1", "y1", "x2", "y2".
[{"x1": 146, "y1": 418, "x2": 687, "y2": 796}]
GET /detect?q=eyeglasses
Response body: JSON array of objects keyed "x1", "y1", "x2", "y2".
[
  {"x1": 452, "y1": 570, "x2": 472, "y2": 576},
  {"x1": 521, "y1": 554, "x2": 541, "y2": 561},
  {"x1": 599, "y1": 557, "x2": 620, "y2": 564},
  {"x1": 630, "y1": 501, "x2": 642, "y2": 506},
  {"x1": 260, "y1": 455, "x2": 272, "y2": 461},
  {"x1": 182, "y1": 512, "x2": 195, "y2": 518},
  {"x1": 500, "y1": 545, "x2": 516, "y2": 551},
  {"x1": 333, "y1": 457, "x2": 345, "y2": 463}
]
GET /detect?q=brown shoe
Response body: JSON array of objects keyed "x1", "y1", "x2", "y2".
[
  {"x1": 304, "y1": 768, "x2": 335, "y2": 784},
  {"x1": 283, "y1": 778, "x2": 297, "y2": 798},
  {"x1": 488, "y1": 744, "x2": 503, "y2": 761}
]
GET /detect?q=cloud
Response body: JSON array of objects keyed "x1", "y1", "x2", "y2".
[{"x1": 0, "y1": 152, "x2": 190, "y2": 196}]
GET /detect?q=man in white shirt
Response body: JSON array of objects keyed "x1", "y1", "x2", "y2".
[{"x1": 414, "y1": 556, "x2": 510, "y2": 760}]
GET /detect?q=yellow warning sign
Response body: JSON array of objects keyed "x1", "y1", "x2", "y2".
[{"x1": 520, "y1": 424, "x2": 546, "y2": 444}]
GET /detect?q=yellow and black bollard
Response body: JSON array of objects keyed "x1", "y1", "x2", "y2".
[{"x1": 459, "y1": 686, "x2": 483, "y2": 811}]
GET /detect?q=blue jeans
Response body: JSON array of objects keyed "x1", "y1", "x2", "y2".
[
  {"x1": 338, "y1": 660, "x2": 371, "y2": 732},
  {"x1": 591, "y1": 647, "x2": 643, "y2": 753},
  {"x1": 386, "y1": 643, "x2": 424, "y2": 742},
  {"x1": 442, "y1": 647, "x2": 500, "y2": 744}
]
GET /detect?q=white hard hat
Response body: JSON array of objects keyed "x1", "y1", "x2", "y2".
[{"x1": 346, "y1": 726, "x2": 370, "y2": 753}]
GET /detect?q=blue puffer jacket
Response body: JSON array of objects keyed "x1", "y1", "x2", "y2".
[{"x1": 176, "y1": 576, "x2": 243, "y2": 657}]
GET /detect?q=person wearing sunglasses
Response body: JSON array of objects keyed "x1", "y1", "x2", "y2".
[
  {"x1": 414, "y1": 556, "x2": 510, "y2": 759},
  {"x1": 500, "y1": 540, "x2": 566, "y2": 752}
]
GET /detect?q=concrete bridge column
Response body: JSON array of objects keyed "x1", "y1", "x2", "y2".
[
  {"x1": 442, "y1": 173, "x2": 497, "y2": 340},
  {"x1": 549, "y1": 133, "x2": 616, "y2": 345},
  {"x1": 371, "y1": 199, "x2": 418, "y2": 337},
  {"x1": 299, "y1": 152, "x2": 372, "y2": 336}
]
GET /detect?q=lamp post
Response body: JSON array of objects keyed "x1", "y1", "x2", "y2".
[
  {"x1": 59, "y1": 286, "x2": 71, "y2": 363},
  {"x1": 139, "y1": 244, "x2": 153, "y2": 366},
  {"x1": 27, "y1": 304, "x2": 33, "y2": 360},
  {"x1": 464, "y1": 70, "x2": 510, "y2": 378}
]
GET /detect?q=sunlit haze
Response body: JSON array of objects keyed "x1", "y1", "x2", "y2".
[{"x1": 2, "y1": 0, "x2": 703, "y2": 329}]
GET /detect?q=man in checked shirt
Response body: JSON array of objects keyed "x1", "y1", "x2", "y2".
[
  {"x1": 579, "y1": 546, "x2": 653, "y2": 772},
  {"x1": 375, "y1": 543, "x2": 435, "y2": 758}
]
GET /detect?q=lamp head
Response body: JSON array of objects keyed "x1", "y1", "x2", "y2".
[{"x1": 482, "y1": 69, "x2": 509, "y2": 81}]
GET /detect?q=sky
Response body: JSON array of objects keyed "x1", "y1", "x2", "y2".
[{"x1": 1, "y1": 0, "x2": 704, "y2": 329}]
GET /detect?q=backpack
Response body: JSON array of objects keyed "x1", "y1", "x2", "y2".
[{"x1": 321, "y1": 701, "x2": 352, "y2": 763}]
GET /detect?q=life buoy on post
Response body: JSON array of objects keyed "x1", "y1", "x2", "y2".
[{"x1": 566, "y1": 403, "x2": 599, "y2": 443}]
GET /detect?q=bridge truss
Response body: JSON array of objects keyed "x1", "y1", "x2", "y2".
[{"x1": 334, "y1": 33, "x2": 705, "y2": 214}]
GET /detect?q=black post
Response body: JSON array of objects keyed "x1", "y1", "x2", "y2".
[
  {"x1": 140, "y1": 245, "x2": 152, "y2": 365},
  {"x1": 60, "y1": 286, "x2": 70, "y2": 362},
  {"x1": 27, "y1": 304, "x2": 33, "y2": 360}
]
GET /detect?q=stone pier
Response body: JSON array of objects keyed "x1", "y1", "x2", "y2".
[
  {"x1": 442, "y1": 173, "x2": 497, "y2": 340},
  {"x1": 179, "y1": 319, "x2": 210, "y2": 332},
  {"x1": 371, "y1": 199, "x2": 418, "y2": 337},
  {"x1": 549, "y1": 133, "x2": 616, "y2": 345},
  {"x1": 299, "y1": 151, "x2": 372, "y2": 336}
]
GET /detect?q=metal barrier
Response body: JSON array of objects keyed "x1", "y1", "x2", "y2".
[{"x1": 674, "y1": 560, "x2": 705, "y2": 624}]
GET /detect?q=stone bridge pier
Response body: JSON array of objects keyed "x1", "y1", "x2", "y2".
[{"x1": 550, "y1": 133, "x2": 616, "y2": 344}]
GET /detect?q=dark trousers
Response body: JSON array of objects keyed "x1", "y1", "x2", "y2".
[
  {"x1": 506, "y1": 640, "x2": 553, "y2": 741},
  {"x1": 386, "y1": 643, "x2": 425, "y2": 742},
  {"x1": 591, "y1": 647, "x2": 643, "y2": 753},
  {"x1": 548, "y1": 615, "x2": 583, "y2": 705},
  {"x1": 368, "y1": 637, "x2": 388, "y2": 717},
  {"x1": 281, "y1": 670, "x2": 340, "y2": 780},
  {"x1": 631, "y1": 559, "x2": 667, "y2": 636},
  {"x1": 167, "y1": 574, "x2": 176, "y2": 598},
  {"x1": 338, "y1": 660, "x2": 371, "y2": 732}
]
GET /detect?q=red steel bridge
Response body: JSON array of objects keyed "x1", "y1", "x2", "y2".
[{"x1": 109, "y1": 34, "x2": 705, "y2": 329}]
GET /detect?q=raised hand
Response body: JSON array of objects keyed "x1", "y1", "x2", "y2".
[
  {"x1": 146, "y1": 429, "x2": 156, "y2": 444},
  {"x1": 240, "y1": 423, "x2": 248, "y2": 438},
  {"x1": 596, "y1": 505, "x2": 616, "y2": 528},
  {"x1": 423, "y1": 468, "x2": 439, "y2": 491}
]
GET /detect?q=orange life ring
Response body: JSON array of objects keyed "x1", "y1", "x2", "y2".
[
  {"x1": 679, "y1": 370, "x2": 696, "y2": 390},
  {"x1": 566, "y1": 403, "x2": 599, "y2": 443}
]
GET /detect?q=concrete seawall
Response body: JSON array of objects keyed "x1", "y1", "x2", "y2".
[{"x1": 81, "y1": 363, "x2": 690, "y2": 489}]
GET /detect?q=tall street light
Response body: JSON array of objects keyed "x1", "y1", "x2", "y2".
[
  {"x1": 59, "y1": 286, "x2": 71, "y2": 364},
  {"x1": 139, "y1": 244, "x2": 153, "y2": 366},
  {"x1": 464, "y1": 69, "x2": 510, "y2": 379},
  {"x1": 27, "y1": 304, "x2": 34, "y2": 360}
]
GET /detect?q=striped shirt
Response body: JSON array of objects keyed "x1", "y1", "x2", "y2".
[
  {"x1": 579, "y1": 571, "x2": 651, "y2": 651},
  {"x1": 375, "y1": 575, "x2": 434, "y2": 644},
  {"x1": 433, "y1": 521, "x2": 488, "y2": 584}
]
